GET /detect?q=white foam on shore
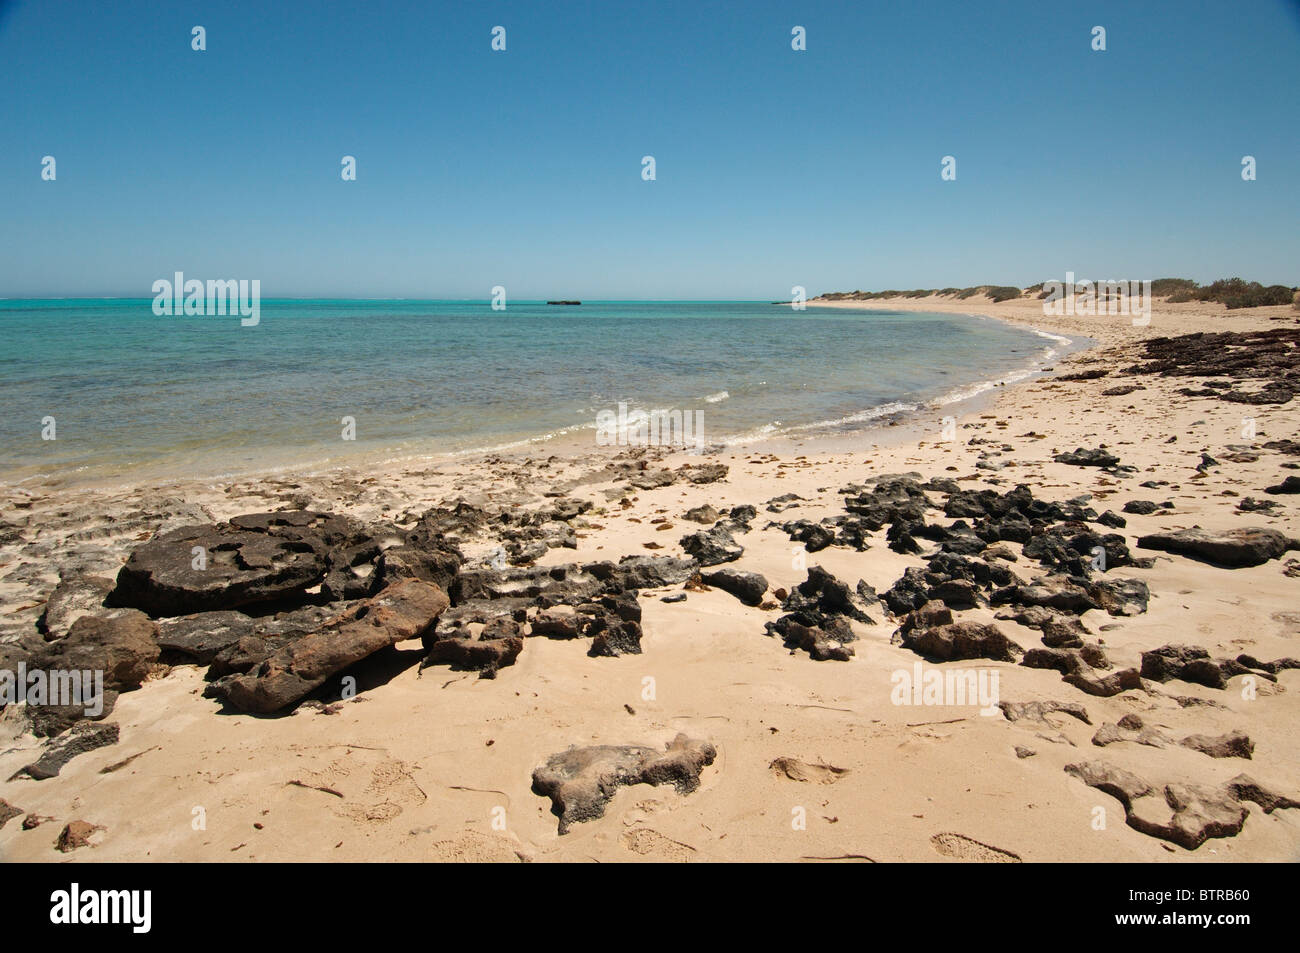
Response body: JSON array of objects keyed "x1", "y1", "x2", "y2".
[{"x1": 932, "y1": 325, "x2": 1075, "y2": 407}]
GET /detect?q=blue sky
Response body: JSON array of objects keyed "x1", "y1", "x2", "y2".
[{"x1": 1, "y1": 0, "x2": 1297, "y2": 298}]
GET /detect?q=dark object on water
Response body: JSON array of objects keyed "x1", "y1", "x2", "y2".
[{"x1": 546, "y1": 300, "x2": 581, "y2": 305}]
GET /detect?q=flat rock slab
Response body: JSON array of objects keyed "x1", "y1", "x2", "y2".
[
  {"x1": 156, "y1": 603, "x2": 357, "y2": 665},
  {"x1": 1136, "y1": 526, "x2": 1297, "y2": 568},
  {"x1": 213, "y1": 578, "x2": 448, "y2": 714},
  {"x1": 110, "y1": 522, "x2": 330, "y2": 616},
  {"x1": 39, "y1": 572, "x2": 115, "y2": 641},
  {"x1": 532, "y1": 733, "x2": 717, "y2": 834},
  {"x1": 1065, "y1": 760, "x2": 1300, "y2": 850},
  {"x1": 13, "y1": 722, "x2": 121, "y2": 780}
]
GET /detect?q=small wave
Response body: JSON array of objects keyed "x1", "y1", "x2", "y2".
[{"x1": 703, "y1": 390, "x2": 730, "y2": 403}]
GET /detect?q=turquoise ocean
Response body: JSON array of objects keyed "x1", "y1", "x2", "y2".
[{"x1": 0, "y1": 299, "x2": 1075, "y2": 485}]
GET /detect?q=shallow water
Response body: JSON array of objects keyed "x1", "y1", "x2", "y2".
[{"x1": 0, "y1": 299, "x2": 1071, "y2": 485}]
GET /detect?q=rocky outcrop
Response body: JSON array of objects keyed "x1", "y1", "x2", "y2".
[
  {"x1": 209, "y1": 579, "x2": 449, "y2": 713},
  {"x1": 32, "y1": 610, "x2": 159, "y2": 693},
  {"x1": 765, "y1": 566, "x2": 875, "y2": 660},
  {"x1": 108, "y1": 516, "x2": 336, "y2": 615},
  {"x1": 1139, "y1": 644, "x2": 1259, "y2": 690},
  {"x1": 425, "y1": 633, "x2": 523, "y2": 678}
]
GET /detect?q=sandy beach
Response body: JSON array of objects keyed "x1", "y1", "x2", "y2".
[{"x1": 2, "y1": 293, "x2": 1298, "y2": 863}]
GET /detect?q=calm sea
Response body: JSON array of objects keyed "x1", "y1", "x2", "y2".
[{"x1": 0, "y1": 299, "x2": 1072, "y2": 485}]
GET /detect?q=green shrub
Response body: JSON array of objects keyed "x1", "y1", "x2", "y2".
[
  {"x1": 1151, "y1": 278, "x2": 1198, "y2": 297},
  {"x1": 986, "y1": 286, "x2": 1022, "y2": 302}
]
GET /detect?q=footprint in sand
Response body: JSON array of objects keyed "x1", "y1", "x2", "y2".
[
  {"x1": 620, "y1": 827, "x2": 696, "y2": 862},
  {"x1": 769, "y1": 756, "x2": 850, "y2": 784},
  {"x1": 428, "y1": 830, "x2": 531, "y2": 863},
  {"x1": 930, "y1": 832, "x2": 1021, "y2": 863},
  {"x1": 296, "y1": 753, "x2": 426, "y2": 825}
]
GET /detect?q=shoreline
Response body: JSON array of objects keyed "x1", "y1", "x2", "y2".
[
  {"x1": 2, "y1": 303, "x2": 1086, "y2": 495},
  {"x1": 1, "y1": 295, "x2": 1298, "y2": 862}
]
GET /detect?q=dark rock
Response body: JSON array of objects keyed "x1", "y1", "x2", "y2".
[
  {"x1": 425, "y1": 633, "x2": 522, "y2": 678},
  {"x1": 701, "y1": 569, "x2": 768, "y2": 606},
  {"x1": 13, "y1": 721, "x2": 120, "y2": 780},
  {"x1": 679, "y1": 524, "x2": 743, "y2": 566},
  {"x1": 1140, "y1": 644, "x2": 1230, "y2": 689},
  {"x1": 33, "y1": 611, "x2": 158, "y2": 693},
  {"x1": 1137, "y1": 526, "x2": 1296, "y2": 568},
  {"x1": 108, "y1": 517, "x2": 336, "y2": 615},
  {"x1": 779, "y1": 520, "x2": 836, "y2": 553},
  {"x1": 1054, "y1": 447, "x2": 1120, "y2": 467},
  {"x1": 588, "y1": 616, "x2": 643, "y2": 657},
  {"x1": 598, "y1": 556, "x2": 697, "y2": 589},
  {"x1": 211, "y1": 579, "x2": 449, "y2": 713},
  {"x1": 1089, "y1": 577, "x2": 1150, "y2": 617},
  {"x1": 374, "y1": 545, "x2": 461, "y2": 593},
  {"x1": 902, "y1": 621, "x2": 1019, "y2": 662},
  {"x1": 1265, "y1": 476, "x2": 1300, "y2": 494},
  {"x1": 778, "y1": 618, "x2": 855, "y2": 661}
]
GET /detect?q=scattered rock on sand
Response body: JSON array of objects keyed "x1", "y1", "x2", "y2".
[
  {"x1": 701, "y1": 568, "x2": 768, "y2": 606},
  {"x1": 902, "y1": 620, "x2": 1020, "y2": 662},
  {"x1": 1180, "y1": 729, "x2": 1254, "y2": 759},
  {"x1": 531, "y1": 733, "x2": 717, "y2": 833},
  {"x1": 1136, "y1": 526, "x2": 1297, "y2": 568},
  {"x1": 1054, "y1": 447, "x2": 1120, "y2": 468},
  {"x1": 682, "y1": 504, "x2": 720, "y2": 524},
  {"x1": 55, "y1": 820, "x2": 106, "y2": 852},
  {"x1": 0, "y1": 798, "x2": 23, "y2": 830},
  {"x1": 1065, "y1": 760, "x2": 1299, "y2": 850},
  {"x1": 15, "y1": 721, "x2": 121, "y2": 780},
  {"x1": 679, "y1": 524, "x2": 743, "y2": 566},
  {"x1": 998, "y1": 700, "x2": 1091, "y2": 725}
]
